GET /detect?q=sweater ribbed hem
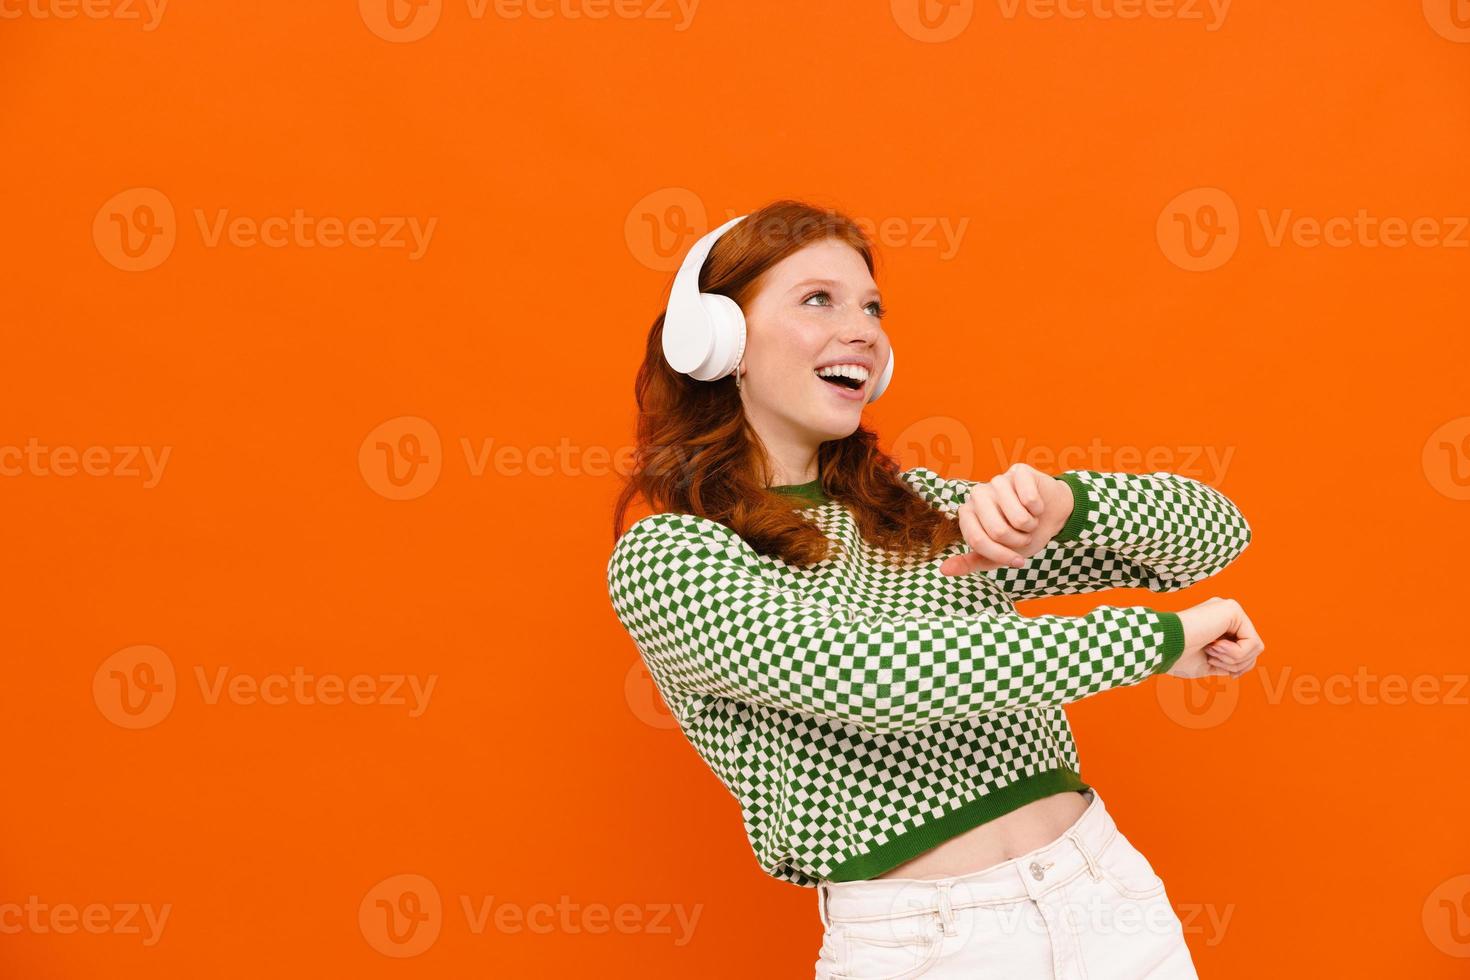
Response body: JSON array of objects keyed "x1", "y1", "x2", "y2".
[
  {"x1": 823, "y1": 767, "x2": 1090, "y2": 882},
  {"x1": 1146, "y1": 609, "x2": 1187, "y2": 674},
  {"x1": 1051, "y1": 473, "x2": 1092, "y2": 543}
]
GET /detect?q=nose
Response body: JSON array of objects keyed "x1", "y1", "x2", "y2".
[{"x1": 839, "y1": 307, "x2": 882, "y2": 348}]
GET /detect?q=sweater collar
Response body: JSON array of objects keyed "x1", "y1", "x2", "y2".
[{"x1": 769, "y1": 478, "x2": 831, "y2": 507}]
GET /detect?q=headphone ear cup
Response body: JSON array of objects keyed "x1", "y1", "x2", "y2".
[
  {"x1": 697, "y1": 292, "x2": 747, "y2": 381},
  {"x1": 867, "y1": 348, "x2": 894, "y2": 403}
]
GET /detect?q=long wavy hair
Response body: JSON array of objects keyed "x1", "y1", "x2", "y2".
[{"x1": 611, "y1": 199, "x2": 964, "y2": 568}]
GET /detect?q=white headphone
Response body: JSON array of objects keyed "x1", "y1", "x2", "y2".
[{"x1": 660, "y1": 213, "x2": 894, "y2": 403}]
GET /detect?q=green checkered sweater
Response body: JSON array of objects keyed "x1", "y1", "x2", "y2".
[{"x1": 605, "y1": 467, "x2": 1252, "y2": 887}]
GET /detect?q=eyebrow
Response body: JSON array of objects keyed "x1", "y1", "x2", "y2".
[{"x1": 788, "y1": 278, "x2": 883, "y2": 302}]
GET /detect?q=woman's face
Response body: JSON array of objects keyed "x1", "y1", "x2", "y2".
[{"x1": 737, "y1": 238, "x2": 890, "y2": 450}]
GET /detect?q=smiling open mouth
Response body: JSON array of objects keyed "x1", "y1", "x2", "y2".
[{"x1": 814, "y1": 365, "x2": 869, "y2": 391}]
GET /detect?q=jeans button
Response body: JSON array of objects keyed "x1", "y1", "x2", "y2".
[{"x1": 1029, "y1": 860, "x2": 1054, "y2": 881}]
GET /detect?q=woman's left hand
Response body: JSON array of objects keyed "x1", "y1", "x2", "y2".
[{"x1": 938, "y1": 463, "x2": 1075, "y2": 576}]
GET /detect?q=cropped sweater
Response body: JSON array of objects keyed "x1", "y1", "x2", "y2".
[{"x1": 605, "y1": 467, "x2": 1252, "y2": 887}]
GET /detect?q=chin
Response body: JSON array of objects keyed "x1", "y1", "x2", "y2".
[{"x1": 807, "y1": 412, "x2": 863, "y2": 442}]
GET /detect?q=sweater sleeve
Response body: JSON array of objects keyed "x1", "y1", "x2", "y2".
[
  {"x1": 605, "y1": 511, "x2": 1187, "y2": 736},
  {"x1": 899, "y1": 467, "x2": 1253, "y2": 603}
]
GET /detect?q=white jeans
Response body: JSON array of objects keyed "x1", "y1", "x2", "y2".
[{"x1": 813, "y1": 788, "x2": 1198, "y2": 979}]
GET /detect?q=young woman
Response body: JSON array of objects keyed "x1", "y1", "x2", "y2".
[{"x1": 606, "y1": 199, "x2": 1263, "y2": 979}]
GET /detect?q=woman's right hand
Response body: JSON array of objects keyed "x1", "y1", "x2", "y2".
[{"x1": 1165, "y1": 597, "x2": 1265, "y2": 679}]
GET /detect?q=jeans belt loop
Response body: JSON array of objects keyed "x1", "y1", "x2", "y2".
[
  {"x1": 935, "y1": 880, "x2": 958, "y2": 938},
  {"x1": 1068, "y1": 830, "x2": 1103, "y2": 882},
  {"x1": 818, "y1": 881, "x2": 832, "y2": 930}
]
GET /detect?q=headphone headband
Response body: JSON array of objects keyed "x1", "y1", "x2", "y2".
[{"x1": 661, "y1": 215, "x2": 748, "y2": 377}]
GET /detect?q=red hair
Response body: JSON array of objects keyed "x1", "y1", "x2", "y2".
[{"x1": 611, "y1": 198, "x2": 964, "y2": 567}]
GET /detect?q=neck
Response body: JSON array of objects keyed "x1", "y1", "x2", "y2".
[
  {"x1": 767, "y1": 453, "x2": 820, "y2": 487},
  {"x1": 742, "y1": 399, "x2": 824, "y2": 487}
]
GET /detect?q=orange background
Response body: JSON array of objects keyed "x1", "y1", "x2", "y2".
[{"x1": 3, "y1": 0, "x2": 1469, "y2": 976}]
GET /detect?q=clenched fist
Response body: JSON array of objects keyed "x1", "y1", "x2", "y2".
[
  {"x1": 938, "y1": 463, "x2": 1076, "y2": 577},
  {"x1": 1169, "y1": 597, "x2": 1266, "y2": 679}
]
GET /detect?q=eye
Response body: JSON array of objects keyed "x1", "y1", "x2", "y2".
[{"x1": 801, "y1": 291, "x2": 888, "y2": 319}]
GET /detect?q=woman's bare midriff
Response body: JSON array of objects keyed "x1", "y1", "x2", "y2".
[{"x1": 874, "y1": 790, "x2": 1091, "y2": 880}]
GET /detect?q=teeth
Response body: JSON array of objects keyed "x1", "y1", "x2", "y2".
[{"x1": 814, "y1": 364, "x2": 870, "y2": 382}]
